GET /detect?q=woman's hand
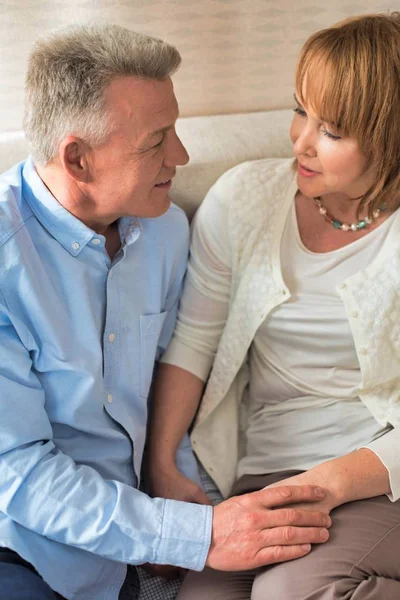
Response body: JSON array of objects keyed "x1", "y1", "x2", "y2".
[
  {"x1": 147, "y1": 464, "x2": 212, "y2": 505},
  {"x1": 265, "y1": 449, "x2": 392, "y2": 515},
  {"x1": 264, "y1": 469, "x2": 340, "y2": 515}
]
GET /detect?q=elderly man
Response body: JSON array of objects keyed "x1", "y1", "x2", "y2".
[{"x1": 0, "y1": 24, "x2": 331, "y2": 600}]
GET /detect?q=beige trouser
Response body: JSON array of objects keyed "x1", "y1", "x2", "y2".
[{"x1": 177, "y1": 471, "x2": 400, "y2": 600}]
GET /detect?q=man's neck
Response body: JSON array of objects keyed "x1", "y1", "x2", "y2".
[
  {"x1": 104, "y1": 221, "x2": 122, "y2": 260},
  {"x1": 35, "y1": 163, "x2": 122, "y2": 259}
]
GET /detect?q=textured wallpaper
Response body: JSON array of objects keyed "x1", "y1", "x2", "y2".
[{"x1": 0, "y1": 0, "x2": 397, "y2": 131}]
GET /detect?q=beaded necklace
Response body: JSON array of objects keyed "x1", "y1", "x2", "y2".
[{"x1": 313, "y1": 196, "x2": 386, "y2": 232}]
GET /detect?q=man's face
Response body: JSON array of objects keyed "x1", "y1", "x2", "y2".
[{"x1": 85, "y1": 76, "x2": 189, "y2": 220}]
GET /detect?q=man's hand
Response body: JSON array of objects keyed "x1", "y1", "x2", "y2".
[
  {"x1": 206, "y1": 485, "x2": 332, "y2": 571},
  {"x1": 148, "y1": 466, "x2": 212, "y2": 506}
]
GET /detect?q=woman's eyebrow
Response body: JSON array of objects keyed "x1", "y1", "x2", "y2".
[{"x1": 293, "y1": 93, "x2": 302, "y2": 106}]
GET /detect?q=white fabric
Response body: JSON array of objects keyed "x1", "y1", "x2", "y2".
[
  {"x1": 163, "y1": 183, "x2": 397, "y2": 495},
  {"x1": 239, "y1": 201, "x2": 395, "y2": 477},
  {"x1": 163, "y1": 158, "x2": 400, "y2": 498}
]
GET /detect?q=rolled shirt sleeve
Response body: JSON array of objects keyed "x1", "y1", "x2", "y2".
[
  {"x1": 361, "y1": 428, "x2": 400, "y2": 502},
  {"x1": 0, "y1": 293, "x2": 212, "y2": 571}
]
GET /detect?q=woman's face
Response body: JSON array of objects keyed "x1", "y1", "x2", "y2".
[{"x1": 290, "y1": 94, "x2": 376, "y2": 201}]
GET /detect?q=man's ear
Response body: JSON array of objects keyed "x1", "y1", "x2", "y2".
[{"x1": 58, "y1": 136, "x2": 92, "y2": 182}]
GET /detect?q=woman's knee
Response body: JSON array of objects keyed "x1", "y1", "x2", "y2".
[
  {"x1": 251, "y1": 563, "x2": 400, "y2": 600},
  {"x1": 177, "y1": 567, "x2": 254, "y2": 600}
]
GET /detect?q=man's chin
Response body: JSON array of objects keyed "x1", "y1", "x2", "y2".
[{"x1": 136, "y1": 195, "x2": 171, "y2": 219}]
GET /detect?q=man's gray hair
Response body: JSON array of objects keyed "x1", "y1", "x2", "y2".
[{"x1": 23, "y1": 24, "x2": 181, "y2": 165}]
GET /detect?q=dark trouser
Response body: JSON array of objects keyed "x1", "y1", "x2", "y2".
[
  {"x1": 0, "y1": 547, "x2": 140, "y2": 600},
  {"x1": 177, "y1": 471, "x2": 400, "y2": 600}
]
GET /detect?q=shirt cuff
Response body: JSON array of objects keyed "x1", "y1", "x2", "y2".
[
  {"x1": 161, "y1": 338, "x2": 213, "y2": 382},
  {"x1": 156, "y1": 499, "x2": 212, "y2": 570},
  {"x1": 360, "y1": 428, "x2": 400, "y2": 502}
]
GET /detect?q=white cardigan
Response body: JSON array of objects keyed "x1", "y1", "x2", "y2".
[{"x1": 165, "y1": 158, "x2": 400, "y2": 498}]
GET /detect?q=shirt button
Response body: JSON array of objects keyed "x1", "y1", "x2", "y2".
[
  {"x1": 72, "y1": 242, "x2": 80, "y2": 250},
  {"x1": 108, "y1": 333, "x2": 116, "y2": 343},
  {"x1": 92, "y1": 238, "x2": 101, "y2": 245},
  {"x1": 339, "y1": 283, "x2": 347, "y2": 290},
  {"x1": 352, "y1": 311, "x2": 359, "y2": 318},
  {"x1": 360, "y1": 348, "x2": 368, "y2": 355},
  {"x1": 107, "y1": 393, "x2": 113, "y2": 403}
]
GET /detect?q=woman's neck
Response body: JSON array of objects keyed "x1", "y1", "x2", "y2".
[{"x1": 318, "y1": 193, "x2": 366, "y2": 222}]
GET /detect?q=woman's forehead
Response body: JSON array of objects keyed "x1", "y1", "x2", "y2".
[{"x1": 296, "y1": 64, "x2": 346, "y2": 127}]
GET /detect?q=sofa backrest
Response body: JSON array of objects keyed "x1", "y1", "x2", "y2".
[{"x1": 0, "y1": 109, "x2": 293, "y2": 219}]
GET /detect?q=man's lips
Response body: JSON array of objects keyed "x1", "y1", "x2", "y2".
[
  {"x1": 154, "y1": 179, "x2": 172, "y2": 189},
  {"x1": 154, "y1": 171, "x2": 176, "y2": 188}
]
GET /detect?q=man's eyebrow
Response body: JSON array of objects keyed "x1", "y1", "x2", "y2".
[
  {"x1": 147, "y1": 112, "x2": 180, "y2": 139},
  {"x1": 149, "y1": 125, "x2": 173, "y2": 138}
]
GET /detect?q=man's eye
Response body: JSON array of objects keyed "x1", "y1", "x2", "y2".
[{"x1": 152, "y1": 135, "x2": 164, "y2": 149}]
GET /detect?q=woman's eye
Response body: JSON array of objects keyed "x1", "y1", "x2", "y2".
[
  {"x1": 322, "y1": 127, "x2": 341, "y2": 141},
  {"x1": 293, "y1": 106, "x2": 307, "y2": 117}
]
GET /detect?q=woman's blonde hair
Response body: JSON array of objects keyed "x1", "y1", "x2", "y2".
[{"x1": 296, "y1": 12, "x2": 400, "y2": 216}]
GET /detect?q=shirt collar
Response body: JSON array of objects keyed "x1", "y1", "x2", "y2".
[
  {"x1": 118, "y1": 216, "x2": 142, "y2": 247},
  {"x1": 22, "y1": 157, "x2": 97, "y2": 256},
  {"x1": 22, "y1": 157, "x2": 141, "y2": 255}
]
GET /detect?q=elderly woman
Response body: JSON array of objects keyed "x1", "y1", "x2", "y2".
[{"x1": 147, "y1": 12, "x2": 400, "y2": 600}]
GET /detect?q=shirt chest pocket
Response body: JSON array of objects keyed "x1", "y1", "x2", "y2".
[{"x1": 139, "y1": 311, "x2": 168, "y2": 398}]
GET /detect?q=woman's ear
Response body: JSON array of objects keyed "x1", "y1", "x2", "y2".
[{"x1": 58, "y1": 136, "x2": 92, "y2": 183}]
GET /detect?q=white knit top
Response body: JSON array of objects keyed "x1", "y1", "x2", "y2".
[
  {"x1": 238, "y1": 200, "x2": 396, "y2": 477},
  {"x1": 163, "y1": 158, "x2": 400, "y2": 498}
]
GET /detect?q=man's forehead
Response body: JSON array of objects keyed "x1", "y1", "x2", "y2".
[
  {"x1": 106, "y1": 77, "x2": 175, "y2": 109},
  {"x1": 147, "y1": 112, "x2": 180, "y2": 138},
  {"x1": 106, "y1": 76, "x2": 179, "y2": 133}
]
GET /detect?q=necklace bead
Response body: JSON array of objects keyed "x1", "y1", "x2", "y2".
[{"x1": 313, "y1": 197, "x2": 386, "y2": 231}]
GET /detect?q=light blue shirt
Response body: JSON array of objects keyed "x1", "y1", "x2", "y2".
[{"x1": 0, "y1": 158, "x2": 212, "y2": 600}]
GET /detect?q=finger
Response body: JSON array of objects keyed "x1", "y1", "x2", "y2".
[
  {"x1": 256, "y1": 485, "x2": 326, "y2": 508},
  {"x1": 253, "y1": 543, "x2": 312, "y2": 568},
  {"x1": 192, "y1": 489, "x2": 213, "y2": 506},
  {"x1": 261, "y1": 525, "x2": 329, "y2": 547},
  {"x1": 262, "y1": 507, "x2": 332, "y2": 529}
]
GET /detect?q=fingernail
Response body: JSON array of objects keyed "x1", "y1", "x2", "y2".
[
  {"x1": 315, "y1": 487, "x2": 325, "y2": 498},
  {"x1": 300, "y1": 544, "x2": 311, "y2": 552},
  {"x1": 325, "y1": 516, "x2": 332, "y2": 528},
  {"x1": 320, "y1": 529, "x2": 329, "y2": 541}
]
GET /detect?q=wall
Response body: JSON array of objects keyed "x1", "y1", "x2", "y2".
[{"x1": 0, "y1": 0, "x2": 396, "y2": 131}]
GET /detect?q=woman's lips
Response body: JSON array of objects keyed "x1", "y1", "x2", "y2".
[{"x1": 298, "y1": 163, "x2": 320, "y2": 178}]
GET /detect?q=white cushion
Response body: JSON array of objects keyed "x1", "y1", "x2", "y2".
[
  {"x1": 173, "y1": 109, "x2": 293, "y2": 218},
  {"x1": 0, "y1": 109, "x2": 293, "y2": 218}
]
